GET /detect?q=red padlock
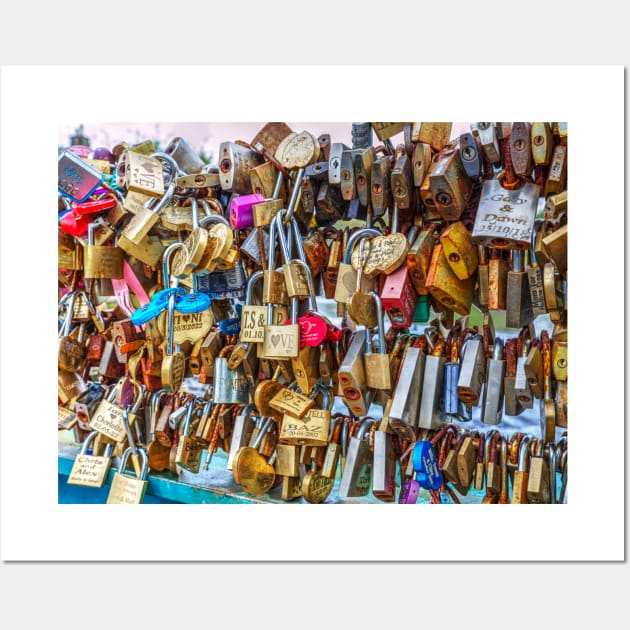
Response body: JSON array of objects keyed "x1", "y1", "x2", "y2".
[
  {"x1": 59, "y1": 210, "x2": 92, "y2": 238},
  {"x1": 71, "y1": 197, "x2": 116, "y2": 216},
  {"x1": 380, "y1": 264, "x2": 418, "y2": 328}
]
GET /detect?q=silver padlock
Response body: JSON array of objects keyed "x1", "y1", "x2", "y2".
[{"x1": 481, "y1": 338, "x2": 506, "y2": 425}]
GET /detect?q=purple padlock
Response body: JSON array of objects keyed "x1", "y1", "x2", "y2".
[
  {"x1": 398, "y1": 477, "x2": 420, "y2": 504},
  {"x1": 229, "y1": 193, "x2": 264, "y2": 229}
]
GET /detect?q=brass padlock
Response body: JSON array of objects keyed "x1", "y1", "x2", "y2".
[
  {"x1": 439, "y1": 221, "x2": 478, "y2": 281},
  {"x1": 425, "y1": 243, "x2": 474, "y2": 316},
  {"x1": 430, "y1": 142, "x2": 472, "y2": 221}
]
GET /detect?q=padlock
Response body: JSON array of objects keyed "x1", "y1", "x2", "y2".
[
  {"x1": 229, "y1": 193, "x2": 265, "y2": 230},
  {"x1": 458, "y1": 132, "x2": 483, "y2": 179},
  {"x1": 380, "y1": 263, "x2": 418, "y2": 329},
  {"x1": 539, "y1": 330, "x2": 557, "y2": 443},
  {"x1": 488, "y1": 248, "x2": 508, "y2": 310},
  {"x1": 67, "y1": 430, "x2": 114, "y2": 488},
  {"x1": 58, "y1": 293, "x2": 88, "y2": 373},
  {"x1": 389, "y1": 344, "x2": 425, "y2": 433},
  {"x1": 370, "y1": 156, "x2": 392, "y2": 217},
  {"x1": 123, "y1": 150, "x2": 166, "y2": 197},
  {"x1": 83, "y1": 222, "x2": 124, "y2": 280},
  {"x1": 338, "y1": 420, "x2": 374, "y2": 499},
  {"x1": 354, "y1": 147, "x2": 376, "y2": 208},
  {"x1": 58, "y1": 149, "x2": 104, "y2": 202},
  {"x1": 430, "y1": 142, "x2": 472, "y2": 221},
  {"x1": 527, "y1": 222, "x2": 547, "y2": 317},
  {"x1": 412, "y1": 439, "x2": 443, "y2": 491},
  {"x1": 372, "y1": 428, "x2": 397, "y2": 502},
  {"x1": 531, "y1": 123, "x2": 554, "y2": 166},
  {"x1": 334, "y1": 229, "x2": 378, "y2": 308},
  {"x1": 425, "y1": 243, "x2": 474, "y2": 316},
  {"x1": 74, "y1": 382, "x2": 106, "y2": 430},
  {"x1": 505, "y1": 249, "x2": 534, "y2": 328},
  {"x1": 232, "y1": 417, "x2": 277, "y2": 495},
  {"x1": 481, "y1": 337, "x2": 505, "y2": 425},
  {"x1": 174, "y1": 401, "x2": 203, "y2": 473},
  {"x1": 544, "y1": 144, "x2": 567, "y2": 196},
  {"x1": 218, "y1": 141, "x2": 264, "y2": 194},
  {"x1": 407, "y1": 225, "x2": 436, "y2": 295},
  {"x1": 506, "y1": 123, "x2": 531, "y2": 179},
  {"x1": 511, "y1": 435, "x2": 532, "y2": 504},
  {"x1": 513, "y1": 337, "x2": 535, "y2": 410},
  {"x1": 391, "y1": 150, "x2": 414, "y2": 211},
  {"x1": 320, "y1": 417, "x2": 344, "y2": 479},
  {"x1": 214, "y1": 345, "x2": 250, "y2": 404},
  {"x1": 160, "y1": 244, "x2": 188, "y2": 393},
  {"x1": 439, "y1": 221, "x2": 479, "y2": 281},
  {"x1": 471, "y1": 122, "x2": 500, "y2": 165},
  {"x1": 164, "y1": 136, "x2": 205, "y2": 174},
  {"x1": 483, "y1": 431, "x2": 502, "y2": 499},
  {"x1": 417, "y1": 333, "x2": 447, "y2": 430},
  {"x1": 279, "y1": 381, "x2": 332, "y2": 447},
  {"x1": 121, "y1": 176, "x2": 175, "y2": 246},
  {"x1": 472, "y1": 178, "x2": 539, "y2": 250},
  {"x1": 457, "y1": 334, "x2": 486, "y2": 407},
  {"x1": 503, "y1": 338, "x2": 523, "y2": 416},
  {"x1": 239, "y1": 270, "x2": 266, "y2": 344},
  {"x1": 527, "y1": 440, "x2": 550, "y2": 503},
  {"x1": 541, "y1": 223, "x2": 567, "y2": 277},
  {"x1": 364, "y1": 293, "x2": 391, "y2": 391},
  {"x1": 106, "y1": 446, "x2": 150, "y2": 504},
  {"x1": 339, "y1": 149, "x2": 357, "y2": 201},
  {"x1": 544, "y1": 191, "x2": 567, "y2": 221},
  {"x1": 411, "y1": 123, "x2": 452, "y2": 151},
  {"x1": 338, "y1": 329, "x2": 374, "y2": 418}
]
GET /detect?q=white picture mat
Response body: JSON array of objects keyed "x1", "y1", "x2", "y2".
[{"x1": 0, "y1": 65, "x2": 624, "y2": 562}]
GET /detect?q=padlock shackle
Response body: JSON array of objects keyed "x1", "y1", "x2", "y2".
[
  {"x1": 274, "y1": 211, "x2": 292, "y2": 264},
  {"x1": 368, "y1": 291, "x2": 386, "y2": 355},
  {"x1": 284, "y1": 168, "x2": 305, "y2": 221},
  {"x1": 199, "y1": 213, "x2": 230, "y2": 228},
  {"x1": 245, "y1": 270, "x2": 264, "y2": 305},
  {"x1": 119, "y1": 446, "x2": 149, "y2": 480},
  {"x1": 344, "y1": 228, "x2": 381, "y2": 264},
  {"x1": 59, "y1": 291, "x2": 77, "y2": 337},
  {"x1": 151, "y1": 151, "x2": 186, "y2": 178}
]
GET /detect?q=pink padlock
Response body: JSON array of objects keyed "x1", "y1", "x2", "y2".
[{"x1": 229, "y1": 193, "x2": 265, "y2": 229}]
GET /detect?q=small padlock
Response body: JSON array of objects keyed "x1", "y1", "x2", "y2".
[
  {"x1": 106, "y1": 446, "x2": 150, "y2": 504},
  {"x1": 363, "y1": 293, "x2": 392, "y2": 391},
  {"x1": 67, "y1": 430, "x2": 114, "y2": 488},
  {"x1": 481, "y1": 337, "x2": 505, "y2": 425}
]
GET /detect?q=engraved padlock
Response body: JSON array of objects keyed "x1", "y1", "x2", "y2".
[
  {"x1": 67, "y1": 430, "x2": 114, "y2": 488},
  {"x1": 471, "y1": 178, "x2": 539, "y2": 250},
  {"x1": 83, "y1": 222, "x2": 124, "y2": 279},
  {"x1": 106, "y1": 446, "x2": 149, "y2": 504}
]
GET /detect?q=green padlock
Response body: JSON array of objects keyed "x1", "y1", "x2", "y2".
[{"x1": 413, "y1": 295, "x2": 430, "y2": 323}]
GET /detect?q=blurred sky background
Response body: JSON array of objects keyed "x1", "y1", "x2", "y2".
[{"x1": 58, "y1": 122, "x2": 470, "y2": 159}]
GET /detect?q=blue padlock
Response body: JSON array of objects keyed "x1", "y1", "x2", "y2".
[
  {"x1": 412, "y1": 440, "x2": 443, "y2": 491},
  {"x1": 174, "y1": 293, "x2": 211, "y2": 314},
  {"x1": 130, "y1": 300, "x2": 164, "y2": 326}
]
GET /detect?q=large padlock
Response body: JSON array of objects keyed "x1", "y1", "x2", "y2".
[{"x1": 471, "y1": 179, "x2": 539, "y2": 250}]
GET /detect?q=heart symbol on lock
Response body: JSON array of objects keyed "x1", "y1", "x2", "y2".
[
  {"x1": 181, "y1": 314, "x2": 191, "y2": 324},
  {"x1": 271, "y1": 334, "x2": 281, "y2": 347}
]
